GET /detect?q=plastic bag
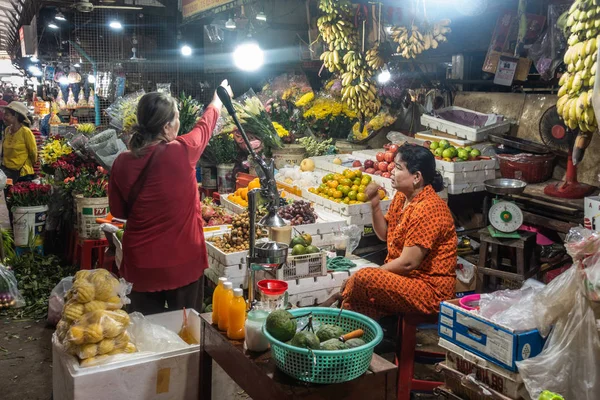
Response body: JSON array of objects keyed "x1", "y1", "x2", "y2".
[
  {"x1": 0, "y1": 265, "x2": 25, "y2": 309},
  {"x1": 0, "y1": 169, "x2": 7, "y2": 190},
  {"x1": 456, "y1": 257, "x2": 475, "y2": 284},
  {"x1": 178, "y1": 308, "x2": 199, "y2": 345},
  {"x1": 340, "y1": 225, "x2": 362, "y2": 254},
  {"x1": 581, "y1": 252, "x2": 600, "y2": 302},
  {"x1": 478, "y1": 279, "x2": 545, "y2": 331},
  {"x1": 517, "y1": 288, "x2": 600, "y2": 400},
  {"x1": 85, "y1": 129, "x2": 127, "y2": 170},
  {"x1": 564, "y1": 226, "x2": 600, "y2": 261},
  {"x1": 48, "y1": 277, "x2": 73, "y2": 326},
  {"x1": 127, "y1": 312, "x2": 189, "y2": 352},
  {"x1": 528, "y1": 4, "x2": 569, "y2": 81}
]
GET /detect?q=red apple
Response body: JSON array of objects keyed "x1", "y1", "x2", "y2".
[
  {"x1": 358, "y1": 167, "x2": 365, "y2": 172},
  {"x1": 376, "y1": 152, "x2": 385, "y2": 162},
  {"x1": 384, "y1": 152, "x2": 395, "y2": 163},
  {"x1": 382, "y1": 172, "x2": 391, "y2": 178},
  {"x1": 352, "y1": 160, "x2": 362, "y2": 167},
  {"x1": 388, "y1": 144, "x2": 399, "y2": 154},
  {"x1": 365, "y1": 168, "x2": 376, "y2": 174},
  {"x1": 364, "y1": 159, "x2": 374, "y2": 169},
  {"x1": 387, "y1": 162, "x2": 395, "y2": 172},
  {"x1": 378, "y1": 161, "x2": 388, "y2": 172},
  {"x1": 374, "y1": 170, "x2": 382, "y2": 176}
]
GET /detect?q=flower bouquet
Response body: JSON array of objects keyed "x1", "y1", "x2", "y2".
[
  {"x1": 7, "y1": 182, "x2": 52, "y2": 208},
  {"x1": 105, "y1": 90, "x2": 145, "y2": 135},
  {"x1": 178, "y1": 92, "x2": 202, "y2": 136},
  {"x1": 350, "y1": 109, "x2": 398, "y2": 142},
  {"x1": 299, "y1": 93, "x2": 357, "y2": 139},
  {"x1": 217, "y1": 89, "x2": 283, "y2": 157},
  {"x1": 67, "y1": 171, "x2": 108, "y2": 198},
  {"x1": 40, "y1": 137, "x2": 73, "y2": 166}
]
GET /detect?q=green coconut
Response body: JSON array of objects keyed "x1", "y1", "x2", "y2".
[{"x1": 266, "y1": 309, "x2": 297, "y2": 342}]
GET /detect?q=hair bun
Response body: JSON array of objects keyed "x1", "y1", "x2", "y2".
[{"x1": 431, "y1": 171, "x2": 445, "y2": 192}]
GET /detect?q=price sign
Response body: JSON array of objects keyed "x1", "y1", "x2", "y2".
[
  {"x1": 494, "y1": 56, "x2": 518, "y2": 86},
  {"x1": 295, "y1": 260, "x2": 310, "y2": 277}
]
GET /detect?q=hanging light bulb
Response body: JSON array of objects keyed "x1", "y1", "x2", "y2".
[
  {"x1": 233, "y1": 42, "x2": 264, "y2": 71},
  {"x1": 48, "y1": 23, "x2": 59, "y2": 30},
  {"x1": 55, "y1": 12, "x2": 67, "y2": 21},
  {"x1": 256, "y1": 11, "x2": 267, "y2": 22},
  {"x1": 377, "y1": 65, "x2": 391, "y2": 84},
  {"x1": 181, "y1": 45, "x2": 192, "y2": 56},
  {"x1": 109, "y1": 20, "x2": 123, "y2": 30},
  {"x1": 225, "y1": 18, "x2": 236, "y2": 30}
]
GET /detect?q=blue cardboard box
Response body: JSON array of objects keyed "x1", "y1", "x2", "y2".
[{"x1": 438, "y1": 299, "x2": 547, "y2": 372}]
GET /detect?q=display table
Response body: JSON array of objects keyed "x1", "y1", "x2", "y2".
[{"x1": 199, "y1": 313, "x2": 397, "y2": 400}]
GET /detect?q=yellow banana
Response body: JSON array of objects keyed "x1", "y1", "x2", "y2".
[{"x1": 557, "y1": 94, "x2": 569, "y2": 116}]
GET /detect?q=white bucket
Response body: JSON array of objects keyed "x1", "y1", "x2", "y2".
[
  {"x1": 217, "y1": 163, "x2": 235, "y2": 194},
  {"x1": 272, "y1": 144, "x2": 306, "y2": 169},
  {"x1": 75, "y1": 197, "x2": 109, "y2": 239},
  {"x1": 13, "y1": 205, "x2": 49, "y2": 247}
]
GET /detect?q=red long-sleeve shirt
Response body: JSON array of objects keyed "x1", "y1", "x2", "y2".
[{"x1": 109, "y1": 105, "x2": 219, "y2": 292}]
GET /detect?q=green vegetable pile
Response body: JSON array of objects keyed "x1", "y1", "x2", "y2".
[
  {"x1": 297, "y1": 137, "x2": 336, "y2": 157},
  {"x1": 1, "y1": 253, "x2": 77, "y2": 320}
]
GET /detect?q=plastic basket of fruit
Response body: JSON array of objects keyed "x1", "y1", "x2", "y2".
[
  {"x1": 263, "y1": 307, "x2": 383, "y2": 384},
  {"x1": 277, "y1": 250, "x2": 327, "y2": 281}
]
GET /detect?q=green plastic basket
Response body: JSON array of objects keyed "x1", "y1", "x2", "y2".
[{"x1": 262, "y1": 307, "x2": 384, "y2": 384}]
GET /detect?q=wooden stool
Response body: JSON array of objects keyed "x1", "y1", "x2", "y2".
[
  {"x1": 477, "y1": 229, "x2": 539, "y2": 292},
  {"x1": 75, "y1": 237, "x2": 109, "y2": 270},
  {"x1": 395, "y1": 314, "x2": 444, "y2": 400}
]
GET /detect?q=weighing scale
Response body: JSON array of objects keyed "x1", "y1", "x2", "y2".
[{"x1": 484, "y1": 179, "x2": 527, "y2": 239}]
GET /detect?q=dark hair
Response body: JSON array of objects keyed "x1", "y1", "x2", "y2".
[
  {"x1": 396, "y1": 144, "x2": 444, "y2": 192},
  {"x1": 5, "y1": 108, "x2": 31, "y2": 128},
  {"x1": 129, "y1": 92, "x2": 177, "y2": 157}
]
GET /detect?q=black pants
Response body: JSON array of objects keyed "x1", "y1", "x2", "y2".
[{"x1": 127, "y1": 278, "x2": 204, "y2": 315}]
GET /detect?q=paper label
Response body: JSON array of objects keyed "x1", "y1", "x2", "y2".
[
  {"x1": 156, "y1": 368, "x2": 171, "y2": 394},
  {"x1": 440, "y1": 315, "x2": 454, "y2": 328},
  {"x1": 295, "y1": 260, "x2": 310, "y2": 277},
  {"x1": 456, "y1": 313, "x2": 514, "y2": 366}
]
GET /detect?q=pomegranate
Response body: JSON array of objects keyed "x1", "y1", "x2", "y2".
[
  {"x1": 376, "y1": 152, "x2": 385, "y2": 162},
  {"x1": 378, "y1": 161, "x2": 388, "y2": 172},
  {"x1": 384, "y1": 152, "x2": 394, "y2": 163}
]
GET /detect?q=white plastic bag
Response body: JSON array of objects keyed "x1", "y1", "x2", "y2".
[
  {"x1": 47, "y1": 277, "x2": 73, "y2": 326},
  {"x1": 0, "y1": 169, "x2": 7, "y2": 190},
  {"x1": 341, "y1": 225, "x2": 362, "y2": 254},
  {"x1": 582, "y1": 252, "x2": 600, "y2": 302},
  {"x1": 127, "y1": 312, "x2": 190, "y2": 353},
  {"x1": 0, "y1": 264, "x2": 25, "y2": 309},
  {"x1": 517, "y1": 289, "x2": 600, "y2": 400}
]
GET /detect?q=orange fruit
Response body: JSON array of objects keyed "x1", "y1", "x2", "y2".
[
  {"x1": 357, "y1": 193, "x2": 368, "y2": 202},
  {"x1": 327, "y1": 180, "x2": 339, "y2": 188},
  {"x1": 353, "y1": 178, "x2": 361, "y2": 186},
  {"x1": 355, "y1": 170, "x2": 363, "y2": 179},
  {"x1": 308, "y1": 188, "x2": 316, "y2": 194},
  {"x1": 358, "y1": 185, "x2": 366, "y2": 193},
  {"x1": 351, "y1": 184, "x2": 360, "y2": 192},
  {"x1": 378, "y1": 189, "x2": 386, "y2": 199},
  {"x1": 336, "y1": 185, "x2": 345, "y2": 192},
  {"x1": 349, "y1": 200, "x2": 358, "y2": 205},
  {"x1": 328, "y1": 188, "x2": 336, "y2": 197},
  {"x1": 319, "y1": 183, "x2": 328, "y2": 192},
  {"x1": 361, "y1": 175, "x2": 372, "y2": 185},
  {"x1": 333, "y1": 199, "x2": 342, "y2": 203},
  {"x1": 333, "y1": 173, "x2": 344, "y2": 182},
  {"x1": 347, "y1": 190, "x2": 357, "y2": 200},
  {"x1": 344, "y1": 170, "x2": 356, "y2": 180},
  {"x1": 341, "y1": 186, "x2": 350, "y2": 196},
  {"x1": 343, "y1": 197, "x2": 350, "y2": 204},
  {"x1": 333, "y1": 190, "x2": 343, "y2": 199},
  {"x1": 340, "y1": 178, "x2": 352, "y2": 186}
]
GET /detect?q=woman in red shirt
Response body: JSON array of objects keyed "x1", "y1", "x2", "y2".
[{"x1": 109, "y1": 80, "x2": 232, "y2": 315}]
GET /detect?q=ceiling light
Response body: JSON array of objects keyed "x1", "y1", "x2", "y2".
[
  {"x1": 233, "y1": 42, "x2": 264, "y2": 71},
  {"x1": 59, "y1": 76, "x2": 69, "y2": 85},
  {"x1": 88, "y1": 74, "x2": 96, "y2": 84},
  {"x1": 28, "y1": 66, "x2": 42, "y2": 76},
  {"x1": 55, "y1": 12, "x2": 66, "y2": 21},
  {"x1": 181, "y1": 45, "x2": 192, "y2": 56},
  {"x1": 256, "y1": 11, "x2": 267, "y2": 22},
  {"x1": 48, "y1": 23, "x2": 59, "y2": 30},
  {"x1": 385, "y1": 26, "x2": 392, "y2": 34},
  {"x1": 74, "y1": 63, "x2": 81, "y2": 68},
  {"x1": 377, "y1": 66, "x2": 391, "y2": 84},
  {"x1": 109, "y1": 20, "x2": 123, "y2": 30},
  {"x1": 225, "y1": 18, "x2": 236, "y2": 30},
  {"x1": 30, "y1": 56, "x2": 39, "y2": 62}
]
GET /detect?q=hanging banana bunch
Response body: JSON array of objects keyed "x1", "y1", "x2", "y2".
[
  {"x1": 390, "y1": 19, "x2": 451, "y2": 59},
  {"x1": 317, "y1": 0, "x2": 381, "y2": 118},
  {"x1": 557, "y1": 0, "x2": 599, "y2": 136}
]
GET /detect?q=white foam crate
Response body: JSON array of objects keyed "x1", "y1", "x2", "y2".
[
  {"x1": 53, "y1": 309, "x2": 200, "y2": 400},
  {"x1": 420, "y1": 106, "x2": 511, "y2": 142},
  {"x1": 302, "y1": 189, "x2": 391, "y2": 217},
  {"x1": 206, "y1": 240, "x2": 249, "y2": 267},
  {"x1": 446, "y1": 182, "x2": 488, "y2": 194},
  {"x1": 220, "y1": 193, "x2": 247, "y2": 214},
  {"x1": 441, "y1": 168, "x2": 499, "y2": 186}
]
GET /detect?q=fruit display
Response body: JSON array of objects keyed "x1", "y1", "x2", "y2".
[
  {"x1": 351, "y1": 144, "x2": 399, "y2": 179},
  {"x1": 201, "y1": 198, "x2": 233, "y2": 226},
  {"x1": 227, "y1": 177, "x2": 261, "y2": 207},
  {"x1": 557, "y1": 0, "x2": 599, "y2": 138},
  {"x1": 206, "y1": 212, "x2": 268, "y2": 253},
  {"x1": 317, "y1": 0, "x2": 381, "y2": 118},
  {"x1": 56, "y1": 269, "x2": 136, "y2": 366},
  {"x1": 278, "y1": 200, "x2": 318, "y2": 225},
  {"x1": 424, "y1": 140, "x2": 483, "y2": 162},
  {"x1": 275, "y1": 166, "x2": 321, "y2": 188},
  {"x1": 390, "y1": 20, "x2": 451, "y2": 59},
  {"x1": 289, "y1": 233, "x2": 320, "y2": 256},
  {"x1": 308, "y1": 169, "x2": 387, "y2": 204}
]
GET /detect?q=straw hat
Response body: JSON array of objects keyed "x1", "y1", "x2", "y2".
[{"x1": 1, "y1": 101, "x2": 31, "y2": 124}]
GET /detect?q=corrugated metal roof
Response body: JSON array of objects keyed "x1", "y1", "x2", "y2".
[{"x1": 0, "y1": 0, "x2": 21, "y2": 51}]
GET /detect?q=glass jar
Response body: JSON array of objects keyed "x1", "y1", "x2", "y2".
[{"x1": 244, "y1": 309, "x2": 270, "y2": 352}]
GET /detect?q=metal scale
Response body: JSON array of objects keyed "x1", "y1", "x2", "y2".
[
  {"x1": 484, "y1": 178, "x2": 527, "y2": 239},
  {"x1": 216, "y1": 87, "x2": 289, "y2": 307}
]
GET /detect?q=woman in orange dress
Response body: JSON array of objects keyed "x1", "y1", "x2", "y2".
[{"x1": 328, "y1": 144, "x2": 457, "y2": 320}]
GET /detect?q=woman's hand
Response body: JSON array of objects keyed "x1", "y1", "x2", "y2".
[
  {"x1": 364, "y1": 182, "x2": 381, "y2": 206},
  {"x1": 211, "y1": 79, "x2": 233, "y2": 108}
]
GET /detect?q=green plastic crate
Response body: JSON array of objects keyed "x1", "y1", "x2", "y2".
[{"x1": 262, "y1": 307, "x2": 383, "y2": 384}]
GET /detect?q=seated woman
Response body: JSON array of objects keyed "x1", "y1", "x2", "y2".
[{"x1": 326, "y1": 144, "x2": 457, "y2": 320}]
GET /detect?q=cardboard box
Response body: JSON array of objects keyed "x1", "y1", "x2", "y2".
[
  {"x1": 53, "y1": 309, "x2": 200, "y2": 400},
  {"x1": 584, "y1": 196, "x2": 600, "y2": 230},
  {"x1": 438, "y1": 299, "x2": 546, "y2": 372}
]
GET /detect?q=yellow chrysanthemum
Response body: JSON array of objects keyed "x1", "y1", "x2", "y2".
[
  {"x1": 272, "y1": 121, "x2": 289, "y2": 137},
  {"x1": 295, "y1": 92, "x2": 315, "y2": 108}
]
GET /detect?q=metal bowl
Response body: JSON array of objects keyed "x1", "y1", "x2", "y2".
[
  {"x1": 484, "y1": 178, "x2": 527, "y2": 195},
  {"x1": 254, "y1": 241, "x2": 289, "y2": 268}
]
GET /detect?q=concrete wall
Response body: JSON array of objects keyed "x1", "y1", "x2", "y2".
[{"x1": 454, "y1": 92, "x2": 600, "y2": 187}]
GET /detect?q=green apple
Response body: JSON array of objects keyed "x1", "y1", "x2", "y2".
[
  {"x1": 470, "y1": 149, "x2": 481, "y2": 158},
  {"x1": 430, "y1": 142, "x2": 439, "y2": 150},
  {"x1": 464, "y1": 146, "x2": 473, "y2": 152},
  {"x1": 438, "y1": 139, "x2": 450, "y2": 149},
  {"x1": 442, "y1": 148, "x2": 455, "y2": 159},
  {"x1": 434, "y1": 148, "x2": 444, "y2": 157},
  {"x1": 457, "y1": 149, "x2": 469, "y2": 160}
]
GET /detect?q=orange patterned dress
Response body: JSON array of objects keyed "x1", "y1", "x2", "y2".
[{"x1": 342, "y1": 185, "x2": 457, "y2": 319}]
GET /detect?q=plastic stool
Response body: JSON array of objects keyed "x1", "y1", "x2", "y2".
[
  {"x1": 75, "y1": 237, "x2": 109, "y2": 270},
  {"x1": 395, "y1": 313, "x2": 445, "y2": 400}
]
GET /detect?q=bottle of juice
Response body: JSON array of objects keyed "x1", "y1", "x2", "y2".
[
  {"x1": 217, "y1": 281, "x2": 234, "y2": 331},
  {"x1": 211, "y1": 277, "x2": 228, "y2": 326},
  {"x1": 227, "y1": 288, "x2": 246, "y2": 340}
]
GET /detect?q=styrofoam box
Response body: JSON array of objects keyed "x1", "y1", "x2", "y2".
[
  {"x1": 220, "y1": 193, "x2": 247, "y2": 214},
  {"x1": 441, "y1": 168, "x2": 499, "y2": 187},
  {"x1": 420, "y1": 106, "x2": 511, "y2": 142},
  {"x1": 303, "y1": 189, "x2": 391, "y2": 217},
  {"x1": 446, "y1": 182, "x2": 488, "y2": 195},
  {"x1": 53, "y1": 309, "x2": 200, "y2": 400},
  {"x1": 438, "y1": 299, "x2": 546, "y2": 372},
  {"x1": 439, "y1": 338, "x2": 529, "y2": 400},
  {"x1": 436, "y1": 158, "x2": 497, "y2": 173}
]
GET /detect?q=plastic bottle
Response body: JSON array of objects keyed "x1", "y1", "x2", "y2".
[
  {"x1": 211, "y1": 277, "x2": 227, "y2": 326},
  {"x1": 227, "y1": 288, "x2": 246, "y2": 340},
  {"x1": 245, "y1": 309, "x2": 270, "y2": 352},
  {"x1": 217, "y1": 282, "x2": 234, "y2": 331}
]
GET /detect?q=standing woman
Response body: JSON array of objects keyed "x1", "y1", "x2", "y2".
[
  {"x1": 109, "y1": 80, "x2": 232, "y2": 315},
  {"x1": 1, "y1": 102, "x2": 37, "y2": 183}
]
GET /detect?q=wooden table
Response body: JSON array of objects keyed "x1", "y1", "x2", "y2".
[{"x1": 199, "y1": 313, "x2": 398, "y2": 400}]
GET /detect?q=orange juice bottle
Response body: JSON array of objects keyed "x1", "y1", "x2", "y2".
[
  {"x1": 217, "y1": 281, "x2": 234, "y2": 331},
  {"x1": 227, "y1": 288, "x2": 246, "y2": 340},
  {"x1": 211, "y1": 277, "x2": 228, "y2": 326}
]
